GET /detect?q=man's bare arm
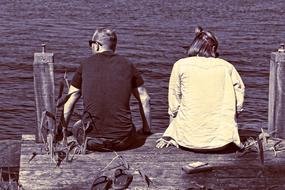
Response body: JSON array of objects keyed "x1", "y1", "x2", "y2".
[
  {"x1": 132, "y1": 86, "x2": 151, "y2": 133},
  {"x1": 63, "y1": 85, "x2": 81, "y2": 127}
]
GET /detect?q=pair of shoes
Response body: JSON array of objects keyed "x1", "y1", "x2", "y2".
[{"x1": 91, "y1": 169, "x2": 133, "y2": 190}]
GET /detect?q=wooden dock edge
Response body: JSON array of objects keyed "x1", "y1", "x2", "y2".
[{"x1": 18, "y1": 131, "x2": 285, "y2": 190}]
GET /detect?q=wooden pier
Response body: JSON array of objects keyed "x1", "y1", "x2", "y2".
[
  {"x1": 18, "y1": 130, "x2": 285, "y2": 190},
  {"x1": 16, "y1": 44, "x2": 285, "y2": 190}
]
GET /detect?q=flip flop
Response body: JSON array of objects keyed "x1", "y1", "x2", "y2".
[
  {"x1": 113, "y1": 169, "x2": 133, "y2": 190},
  {"x1": 91, "y1": 176, "x2": 112, "y2": 190}
]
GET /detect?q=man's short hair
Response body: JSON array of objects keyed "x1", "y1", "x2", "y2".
[{"x1": 92, "y1": 28, "x2": 117, "y2": 51}]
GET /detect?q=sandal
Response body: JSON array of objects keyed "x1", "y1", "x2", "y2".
[
  {"x1": 91, "y1": 176, "x2": 112, "y2": 190},
  {"x1": 113, "y1": 169, "x2": 133, "y2": 190}
]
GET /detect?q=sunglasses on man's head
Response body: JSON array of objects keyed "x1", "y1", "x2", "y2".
[{"x1": 89, "y1": 40, "x2": 102, "y2": 47}]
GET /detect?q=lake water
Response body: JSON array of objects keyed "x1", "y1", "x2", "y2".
[{"x1": 0, "y1": 0, "x2": 284, "y2": 139}]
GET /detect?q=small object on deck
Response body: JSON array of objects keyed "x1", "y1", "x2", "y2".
[
  {"x1": 137, "y1": 169, "x2": 155, "y2": 188},
  {"x1": 28, "y1": 152, "x2": 37, "y2": 163},
  {"x1": 182, "y1": 161, "x2": 213, "y2": 174},
  {"x1": 188, "y1": 161, "x2": 208, "y2": 168}
]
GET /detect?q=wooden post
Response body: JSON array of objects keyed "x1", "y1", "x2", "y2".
[
  {"x1": 268, "y1": 44, "x2": 285, "y2": 138},
  {"x1": 33, "y1": 44, "x2": 55, "y2": 143}
]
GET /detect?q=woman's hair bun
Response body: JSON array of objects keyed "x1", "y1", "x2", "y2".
[{"x1": 195, "y1": 26, "x2": 203, "y2": 35}]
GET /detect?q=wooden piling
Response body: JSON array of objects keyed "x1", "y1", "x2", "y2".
[
  {"x1": 268, "y1": 44, "x2": 285, "y2": 138},
  {"x1": 33, "y1": 44, "x2": 55, "y2": 143}
]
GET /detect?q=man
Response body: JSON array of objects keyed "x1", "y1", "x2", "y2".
[{"x1": 63, "y1": 28, "x2": 151, "y2": 151}]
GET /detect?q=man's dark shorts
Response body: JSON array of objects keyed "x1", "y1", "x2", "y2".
[{"x1": 72, "y1": 120, "x2": 136, "y2": 152}]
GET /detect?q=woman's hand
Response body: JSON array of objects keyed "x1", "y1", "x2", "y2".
[{"x1": 156, "y1": 137, "x2": 179, "y2": 148}]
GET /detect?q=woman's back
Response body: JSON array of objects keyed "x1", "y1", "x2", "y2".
[
  {"x1": 165, "y1": 56, "x2": 244, "y2": 149},
  {"x1": 157, "y1": 26, "x2": 245, "y2": 150},
  {"x1": 178, "y1": 57, "x2": 235, "y2": 117}
]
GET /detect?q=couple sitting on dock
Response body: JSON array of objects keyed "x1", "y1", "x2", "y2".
[{"x1": 62, "y1": 26, "x2": 245, "y2": 153}]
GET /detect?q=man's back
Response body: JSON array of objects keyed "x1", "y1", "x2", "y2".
[
  {"x1": 71, "y1": 52, "x2": 144, "y2": 140},
  {"x1": 63, "y1": 28, "x2": 151, "y2": 152}
]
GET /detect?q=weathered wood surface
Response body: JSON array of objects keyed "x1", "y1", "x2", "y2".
[
  {"x1": 19, "y1": 132, "x2": 285, "y2": 190},
  {"x1": 0, "y1": 140, "x2": 21, "y2": 168},
  {"x1": 33, "y1": 45, "x2": 55, "y2": 143},
  {"x1": 268, "y1": 50, "x2": 285, "y2": 139}
]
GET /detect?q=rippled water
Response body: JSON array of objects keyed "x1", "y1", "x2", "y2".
[{"x1": 0, "y1": 0, "x2": 284, "y2": 139}]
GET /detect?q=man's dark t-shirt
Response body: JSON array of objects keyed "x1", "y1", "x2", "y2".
[{"x1": 71, "y1": 51, "x2": 144, "y2": 141}]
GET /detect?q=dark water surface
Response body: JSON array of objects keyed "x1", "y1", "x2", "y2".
[{"x1": 0, "y1": 0, "x2": 284, "y2": 139}]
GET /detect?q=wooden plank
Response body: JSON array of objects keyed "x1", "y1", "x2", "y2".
[
  {"x1": 18, "y1": 133, "x2": 285, "y2": 189},
  {"x1": 22, "y1": 134, "x2": 36, "y2": 141},
  {"x1": 0, "y1": 140, "x2": 21, "y2": 168}
]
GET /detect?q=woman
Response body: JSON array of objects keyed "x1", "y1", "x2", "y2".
[{"x1": 156, "y1": 26, "x2": 245, "y2": 150}]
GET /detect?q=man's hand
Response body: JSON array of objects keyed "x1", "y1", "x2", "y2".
[{"x1": 137, "y1": 127, "x2": 152, "y2": 135}]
